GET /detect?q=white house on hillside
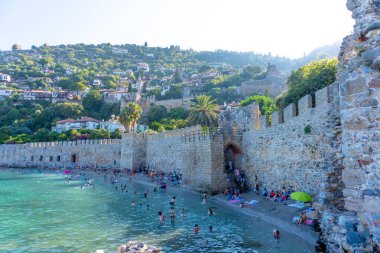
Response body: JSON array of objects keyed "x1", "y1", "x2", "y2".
[
  {"x1": 161, "y1": 85, "x2": 171, "y2": 96},
  {"x1": 93, "y1": 79, "x2": 102, "y2": 86},
  {"x1": 137, "y1": 62, "x2": 149, "y2": 72},
  {"x1": 0, "y1": 73, "x2": 11, "y2": 82},
  {"x1": 103, "y1": 90, "x2": 129, "y2": 103},
  {"x1": 0, "y1": 89, "x2": 17, "y2": 99},
  {"x1": 99, "y1": 116, "x2": 125, "y2": 132},
  {"x1": 52, "y1": 116, "x2": 149, "y2": 133},
  {"x1": 52, "y1": 117, "x2": 100, "y2": 133}
]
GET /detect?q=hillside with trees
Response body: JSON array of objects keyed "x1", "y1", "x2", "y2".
[{"x1": 0, "y1": 42, "x2": 339, "y2": 144}]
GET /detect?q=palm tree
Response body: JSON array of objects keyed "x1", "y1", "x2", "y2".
[
  {"x1": 119, "y1": 102, "x2": 142, "y2": 132},
  {"x1": 187, "y1": 95, "x2": 220, "y2": 127}
]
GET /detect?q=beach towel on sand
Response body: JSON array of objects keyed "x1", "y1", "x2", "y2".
[{"x1": 305, "y1": 220, "x2": 313, "y2": 225}]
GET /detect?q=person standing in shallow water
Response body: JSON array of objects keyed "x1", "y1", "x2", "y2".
[
  {"x1": 158, "y1": 211, "x2": 165, "y2": 224},
  {"x1": 194, "y1": 224, "x2": 199, "y2": 234},
  {"x1": 170, "y1": 196, "x2": 176, "y2": 205},
  {"x1": 170, "y1": 207, "x2": 175, "y2": 221},
  {"x1": 202, "y1": 192, "x2": 207, "y2": 204},
  {"x1": 273, "y1": 228, "x2": 280, "y2": 239}
]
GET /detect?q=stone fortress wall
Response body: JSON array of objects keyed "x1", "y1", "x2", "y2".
[
  {"x1": 0, "y1": 139, "x2": 122, "y2": 168},
  {"x1": 219, "y1": 83, "x2": 342, "y2": 199},
  {"x1": 240, "y1": 64, "x2": 287, "y2": 98},
  {"x1": 121, "y1": 125, "x2": 226, "y2": 193}
]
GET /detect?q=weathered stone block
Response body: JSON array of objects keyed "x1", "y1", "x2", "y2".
[
  {"x1": 362, "y1": 195, "x2": 380, "y2": 213},
  {"x1": 298, "y1": 95, "x2": 312, "y2": 115},
  {"x1": 346, "y1": 231, "x2": 367, "y2": 246},
  {"x1": 369, "y1": 77, "x2": 380, "y2": 89},
  {"x1": 316, "y1": 87, "x2": 329, "y2": 106},
  {"x1": 345, "y1": 198, "x2": 364, "y2": 212},
  {"x1": 270, "y1": 111, "x2": 283, "y2": 127},
  {"x1": 259, "y1": 115, "x2": 269, "y2": 130},
  {"x1": 343, "y1": 188, "x2": 363, "y2": 198},
  {"x1": 340, "y1": 77, "x2": 367, "y2": 97},
  {"x1": 342, "y1": 169, "x2": 365, "y2": 187},
  {"x1": 283, "y1": 103, "x2": 296, "y2": 122},
  {"x1": 362, "y1": 188, "x2": 380, "y2": 196}
]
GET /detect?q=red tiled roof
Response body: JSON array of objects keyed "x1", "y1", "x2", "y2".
[
  {"x1": 56, "y1": 118, "x2": 75, "y2": 124},
  {"x1": 75, "y1": 117, "x2": 100, "y2": 123},
  {"x1": 55, "y1": 117, "x2": 100, "y2": 124}
]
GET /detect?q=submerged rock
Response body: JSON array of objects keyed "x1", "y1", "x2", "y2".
[{"x1": 117, "y1": 241, "x2": 161, "y2": 253}]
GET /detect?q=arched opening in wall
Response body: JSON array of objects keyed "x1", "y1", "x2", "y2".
[
  {"x1": 224, "y1": 143, "x2": 241, "y2": 169},
  {"x1": 71, "y1": 154, "x2": 78, "y2": 163},
  {"x1": 224, "y1": 142, "x2": 247, "y2": 191}
]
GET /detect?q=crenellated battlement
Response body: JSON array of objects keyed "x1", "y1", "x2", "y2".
[
  {"x1": 123, "y1": 125, "x2": 214, "y2": 144},
  {"x1": 0, "y1": 139, "x2": 122, "y2": 151},
  {"x1": 257, "y1": 83, "x2": 339, "y2": 130}
]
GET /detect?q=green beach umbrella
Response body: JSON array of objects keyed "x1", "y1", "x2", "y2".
[{"x1": 290, "y1": 192, "x2": 312, "y2": 202}]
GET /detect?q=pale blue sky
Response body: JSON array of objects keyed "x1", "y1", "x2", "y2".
[{"x1": 0, "y1": 0, "x2": 354, "y2": 58}]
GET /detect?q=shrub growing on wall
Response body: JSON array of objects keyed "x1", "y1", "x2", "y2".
[{"x1": 304, "y1": 125, "x2": 312, "y2": 134}]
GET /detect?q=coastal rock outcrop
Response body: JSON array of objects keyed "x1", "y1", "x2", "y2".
[
  {"x1": 117, "y1": 241, "x2": 161, "y2": 253},
  {"x1": 321, "y1": 0, "x2": 380, "y2": 252}
]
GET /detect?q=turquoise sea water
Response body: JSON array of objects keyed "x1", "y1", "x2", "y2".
[{"x1": 0, "y1": 169, "x2": 314, "y2": 253}]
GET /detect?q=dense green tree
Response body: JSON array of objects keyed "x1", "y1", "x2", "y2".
[
  {"x1": 38, "y1": 57, "x2": 54, "y2": 67},
  {"x1": 89, "y1": 129, "x2": 110, "y2": 139},
  {"x1": 199, "y1": 65, "x2": 213, "y2": 73},
  {"x1": 276, "y1": 58, "x2": 338, "y2": 109},
  {"x1": 33, "y1": 103, "x2": 83, "y2": 130},
  {"x1": 104, "y1": 75, "x2": 118, "y2": 89},
  {"x1": 187, "y1": 95, "x2": 220, "y2": 127},
  {"x1": 168, "y1": 107, "x2": 187, "y2": 119},
  {"x1": 240, "y1": 95, "x2": 277, "y2": 115},
  {"x1": 71, "y1": 81, "x2": 87, "y2": 91},
  {"x1": 173, "y1": 69, "x2": 183, "y2": 83},
  {"x1": 12, "y1": 44, "x2": 22, "y2": 51},
  {"x1": 82, "y1": 90, "x2": 103, "y2": 112},
  {"x1": 149, "y1": 121, "x2": 165, "y2": 132},
  {"x1": 147, "y1": 105, "x2": 168, "y2": 123},
  {"x1": 119, "y1": 102, "x2": 142, "y2": 132},
  {"x1": 6, "y1": 134, "x2": 30, "y2": 144},
  {"x1": 160, "y1": 84, "x2": 182, "y2": 100},
  {"x1": 110, "y1": 128, "x2": 122, "y2": 139}
]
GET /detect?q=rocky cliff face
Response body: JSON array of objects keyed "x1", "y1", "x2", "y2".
[{"x1": 322, "y1": 0, "x2": 380, "y2": 252}]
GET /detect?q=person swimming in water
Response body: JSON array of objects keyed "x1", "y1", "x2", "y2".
[
  {"x1": 208, "y1": 208, "x2": 213, "y2": 215},
  {"x1": 170, "y1": 196, "x2": 176, "y2": 205},
  {"x1": 170, "y1": 207, "x2": 175, "y2": 221},
  {"x1": 180, "y1": 208, "x2": 187, "y2": 217}
]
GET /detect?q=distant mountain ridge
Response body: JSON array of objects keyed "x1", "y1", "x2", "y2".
[
  {"x1": 195, "y1": 42, "x2": 340, "y2": 73},
  {"x1": 292, "y1": 42, "x2": 341, "y2": 68}
]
